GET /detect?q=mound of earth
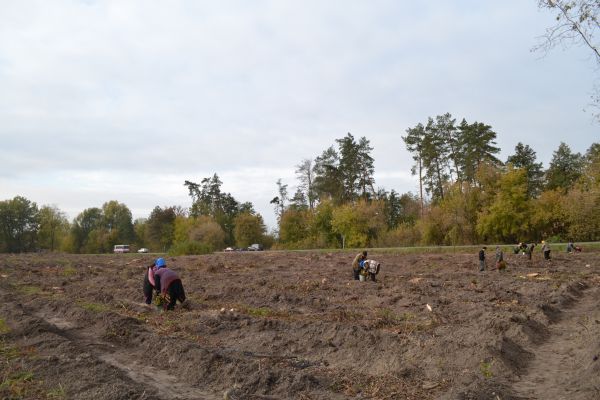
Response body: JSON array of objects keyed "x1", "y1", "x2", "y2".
[{"x1": 0, "y1": 249, "x2": 598, "y2": 399}]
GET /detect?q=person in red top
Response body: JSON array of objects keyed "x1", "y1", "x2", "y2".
[{"x1": 144, "y1": 258, "x2": 186, "y2": 310}]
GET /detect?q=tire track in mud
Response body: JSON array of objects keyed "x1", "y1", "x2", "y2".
[
  {"x1": 97, "y1": 351, "x2": 219, "y2": 400},
  {"x1": 41, "y1": 314, "x2": 221, "y2": 400},
  {"x1": 21, "y1": 304, "x2": 221, "y2": 400},
  {"x1": 511, "y1": 285, "x2": 600, "y2": 400}
]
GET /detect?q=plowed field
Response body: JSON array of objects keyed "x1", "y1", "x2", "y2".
[{"x1": 1, "y1": 249, "x2": 599, "y2": 399}]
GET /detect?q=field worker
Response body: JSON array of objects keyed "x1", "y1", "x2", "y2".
[
  {"x1": 495, "y1": 246, "x2": 506, "y2": 271},
  {"x1": 541, "y1": 240, "x2": 551, "y2": 260},
  {"x1": 478, "y1": 246, "x2": 487, "y2": 272},
  {"x1": 526, "y1": 243, "x2": 536, "y2": 261},
  {"x1": 153, "y1": 258, "x2": 186, "y2": 311},
  {"x1": 566, "y1": 241, "x2": 574, "y2": 253},
  {"x1": 352, "y1": 251, "x2": 367, "y2": 280},
  {"x1": 513, "y1": 242, "x2": 525, "y2": 254},
  {"x1": 364, "y1": 259, "x2": 381, "y2": 282},
  {"x1": 143, "y1": 261, "x2": 158, "y2": 305}
]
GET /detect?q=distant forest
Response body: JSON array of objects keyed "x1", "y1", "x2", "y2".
[{"x1": 1, "y1": 113, "x2": 599, "y2": 254}]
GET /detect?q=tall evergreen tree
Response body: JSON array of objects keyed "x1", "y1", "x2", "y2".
[
  {"x1": 356, "y1": 136, "x2": 376, "y2": 199},
  {"x1": 184, "y1": 174, "x2": 249, "y2": 244},
  {"x1": 403, "y1": 123, "x2": 426, "y2": 215},
  {"x1": 270, "y1": 179, "x2": 289, "y2": 222},
  {"x1": 295, "y1": 158, "x2": 316, "y2": 210},
  {"x1": 432, "y1": 113, "x2": 460, "y2": 182},
  {"x1": 313, "y1": 146, "x2": 343, "y2": 203},
  {"x1": 507, "y1": 142, "x2": 545, "y2": 198},
  {"x1": 456, "y1": 119, "x2": 502, "y2": 185},
  {"x1": 336, "y1": 133, "x2": 361, "y2": 202},
  {"x1": 545, "y1": 142, "x2": 584, "y2": 192},
  {"x1": 422, "y1": 117, "x2": 450, "y2": 201}
]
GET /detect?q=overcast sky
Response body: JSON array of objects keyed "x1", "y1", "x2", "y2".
[{"x1": 1, "y1": 1, "x2": 598, "y2": 230}]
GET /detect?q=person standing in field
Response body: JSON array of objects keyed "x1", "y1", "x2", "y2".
[
  {"x1": 352, "y1": 251, "x2": 367, "y2": 280},
  {"x1": 526, "y1": 243, "x2": 536, "y2": 261},
  {"x1": 495, "y1": 246, "x2": 506, "y2": 271},
  {"x1": 566, "y1": 241, "x2": 574, "y2": 253},
  {"x1": 153, "y1": 258, "x2": 186, "y2": 310},
  {"x1": 541, "y1": 240, "x2": 551, "y2": 260},
  {"x1": 478, "y1": 246, "x2": 487, "y2": 272}
]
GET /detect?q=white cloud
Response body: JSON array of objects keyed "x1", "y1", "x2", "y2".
[{"x1": 0, "y1": 0, "x2": 598, "y2": 231}]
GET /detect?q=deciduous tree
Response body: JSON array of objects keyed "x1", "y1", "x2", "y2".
[
  {"x1": 477, "y1": 168, "x2": 532, "y2": 243},
  {"x1": 69, "y1": 207, "x2": 103, "y2": 253},
  {"x1": 0, "y1": 196, "x2": 39, "y2": 253},
  {"x1": 102, "y1": 200, "x2": 134, "y2": 247},
  {"x1": 234, "y1": 213, "x2": 266, "y2": 248},
  {"x1": 146, "y1": 206, "x2": 176, "y2": 252},
  {"x1": 38, "y1": 205, "x2": 69, "y2": 251}
]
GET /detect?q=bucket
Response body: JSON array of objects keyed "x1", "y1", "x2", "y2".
[{"x1": 359, "y1": 275, "x2": 366, "y2": 282}]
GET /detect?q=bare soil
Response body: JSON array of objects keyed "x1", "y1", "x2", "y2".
[{"x1": 1, "y1": 249, "x2": 599, "y2": 399}]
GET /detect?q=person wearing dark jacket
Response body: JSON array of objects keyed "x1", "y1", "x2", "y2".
[
  {"x1": 527, "y1": 243, "x2": 536, "y2": 261},
  {"x1": 352, "y1": 251, "x2": 367, "y2": 280},
  {"x1": 478, "y1": 246, "x2": 487, "y2": 272},
  {"x1": 153, "y1": 258, "x2": 186, "y2": 310}
]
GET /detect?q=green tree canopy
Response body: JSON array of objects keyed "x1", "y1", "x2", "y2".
[
  {"x1": 0, "y1": 196, "x2": 39, "y2": 253},
  {"x1": 477, "y1": 167, "x2": 532, "y2": 243},
  {"x1": 146, "y1": 206, "x2": 177, "y2": 252},
  {"x1": 234, "y1": 212, "x2": 266, "y2": 248},
  {"x1": 102, "y1": 200, "x2": 134, "y2": 246},
  {"x1": 70, "y1": 207, "x2": 103, "y2": 253},
  {"x1": 507, "y1": 142, "x2": 545, "y2": 198},
  {"x1": 185, "y1": 173, "x2": 254, "y2": 244},
  {"x1": 38, "y1": 205, "x2": 70, "y2": 252},
  {"x1": 545, "y1": 142, "x2": 584, "y2": 192}
]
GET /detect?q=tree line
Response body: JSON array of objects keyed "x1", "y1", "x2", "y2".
[
  {"x1": 1, "y1": 113, "x2": 599, "y2": 253},
  {"x1": 0, "y1": 176, "x2": 270, "y2": 254},
  {"x1": 271, "y1": 114, "x2": 600, "y2": 249}
]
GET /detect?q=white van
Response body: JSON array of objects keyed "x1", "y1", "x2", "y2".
[{"x1": 113, "y1": 244, "x2": 130, "y2": 253}]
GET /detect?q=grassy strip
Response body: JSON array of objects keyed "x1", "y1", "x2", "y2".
[
  {"x1": 76, "y1": 301, "x2": 110, "y2": 313},
  {"x1": 268, "y1": 241, "x2": 600, "y2": 255}
]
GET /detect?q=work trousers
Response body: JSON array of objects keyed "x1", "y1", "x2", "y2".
[
  {"x1": 143, "y1": 271, "x2": 154, "y2": 305},
  {"x1": 165, "y1": 279, "x2": 186, "y2": 310}
]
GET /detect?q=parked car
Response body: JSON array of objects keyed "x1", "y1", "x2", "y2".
[
  {"x1": 224, "y1": 247, "x2": 234, "y2": 252},
  {"x1": 114, "y1": 244, "x2": 130, "y2": 254},
  {"x1": 247, "y1": 243, "x2": 263, "y2": 251},
  {"x1": 137, "y1": 248, "x2": 149, "y2": 253}
]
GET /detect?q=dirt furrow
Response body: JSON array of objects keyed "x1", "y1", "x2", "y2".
[
  {"x1": 511, "y1": 286, "x2": 600, "y2": 400},
  {"x1": 36, "y1": 312, "x2": 222, "y2": 400}
]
